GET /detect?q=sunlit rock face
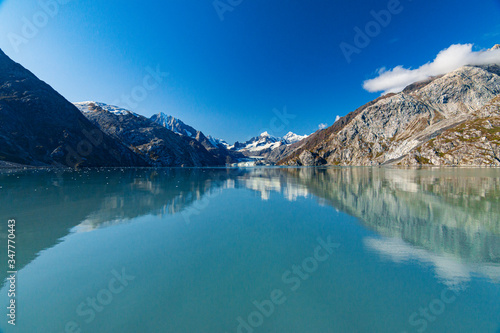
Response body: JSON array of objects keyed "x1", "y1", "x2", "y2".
[{"x1": 280, "y1": 65, "x2": 500, "y2": 166}]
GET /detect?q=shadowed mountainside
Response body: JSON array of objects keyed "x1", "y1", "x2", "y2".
[
  {"x1": 0, "y1": 49, "x2": 146, "y2": 168},
  {"x1": 78, "y1": 102, "x2": 223, "y2": 167}
]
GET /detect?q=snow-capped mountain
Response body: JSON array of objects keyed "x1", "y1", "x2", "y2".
[
  {"x1": 282, "y1": 132, "x2": 308, "y2": 144},
  {"x1": 150, "y1": 112, "x2": 244, "y2": 163},
  {"x1": 151, "y1": 112, "x2": 232, "y2": 151},
  {"x1": 232, "y1": 132, "x2": 281, "y2": 152},
  {"x1": 73, "y1": 103, "x2": 304, "y2": 163},
  {"x1": 73, "y1": 101, "x2": 224, "y2": 167},
  {"x1": 0, "y1": 47, "x2": 146, "y2": 168},
  {"x1": 74, "y1": 101, "x2": 139, "y2": 117},
  {"x1": 231, "y1": 131, "x2": 309, "y2": 158},
  {"x1": 207, "y1": 135, "x2": 230, "y2": 149},
  {"x1": 150, "y1": 112, "x2": 197, "y2": 138}
]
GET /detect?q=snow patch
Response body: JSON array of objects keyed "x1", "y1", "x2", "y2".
[{"x1": 73, "y1": 101, "x2": 139, "y2": 117}]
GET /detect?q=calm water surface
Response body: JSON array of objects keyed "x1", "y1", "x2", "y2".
[{"x1": 0, "y1": 167, "x2": 499, "y2": 333}]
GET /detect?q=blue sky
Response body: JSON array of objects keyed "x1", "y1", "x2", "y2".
[{"x1": 0, "y1": 0, "x2": 499, "y2": 143}]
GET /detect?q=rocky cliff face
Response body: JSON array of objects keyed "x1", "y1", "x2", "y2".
[
  {"x1": 0, "y1": 49, "x2": 147, "y2": 168},
  {"x1": 150, "y1": 112, "x2": 198, "y2": 138},
  {"x1": 279, "y1": 64, "x2": 500, "y2": 166},
  {"x1": 149, "y1": 110, "x2": 243, "y2": 164},
  {"x1": 193, "y1": 130, "x2": 244, "y2": 165},
  {"x1": 78, "y1": 102, "x2": 221, "y2": 167},
  {"x1": 398, "y1": 96, "x2": 500, "y2": 166}
]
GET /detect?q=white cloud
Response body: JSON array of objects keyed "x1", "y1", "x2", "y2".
[
  {"x1": 318, "y1": 123, "x2": 328, "y2": 130},
  {"x1": 363, "y1": 44, "x2": 500, "y2": 95},
  {"x1": 335, "y1": 115, "x2": 341, "y2": 122}
]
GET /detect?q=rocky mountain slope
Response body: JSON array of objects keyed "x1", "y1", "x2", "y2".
[
  {"x1": 150, "y1": 112, "x2": 198, "y2": 137},
  {"x1": 192, "y1": 130, "x2": 244, "y2": 165},
  {"x1": 397, "y1": 96, "x2": 500, "y2": 166},
  {"x1": 279, "y1": 63, "x2": 500, "y2": 166},
  {"x1": 149, "y1": 115, "x2": 309, "y2": 163},
  {"x1": 149, "y1": 111, "x2": 243, "y2": 164},
  {"x1": 0, "y1": 49, "x2": 147, "y2": 168},
  {"x1": 75, "y1": 102, "x2": 222, "y2": 167}
]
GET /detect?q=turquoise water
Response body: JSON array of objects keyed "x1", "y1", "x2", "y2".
[{"x1": 0, "y1": 167, "x2": 499, "y2": 333}]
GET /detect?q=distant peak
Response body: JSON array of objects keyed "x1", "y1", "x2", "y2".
[
  {"x1": 260, "y1": 131, "x2": 270, "y2": 137},
  {"x1": 492, "y1": 44, "x2": 500, "y2": 50},
  {"x1": 73, "y1": 101, "x2": 137, "y2": 117},
  {"x1": 151, "y1": 112, "x2": 174, "y2": 122},
  {"x1": 75, "y1": 101, "x2": 97, "y2": 106},
  {"x1": 282, "y1": 132, "x2": 309, "y2": 144},
  {"x1": 74, "y1": 101, "x2": 121, "y2": 109}
]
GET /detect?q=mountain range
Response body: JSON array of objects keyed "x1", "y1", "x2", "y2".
[
  {"x1": 278, "y1": 60, "x2": 500, "y2": 166},
  {"x1": 1, "y1": 46, "x2": 499, "y2": 168},
  {"x1": 0, "y1": 49, "x2": 146, "y2": 168},
  {"x1": 73, "y1": 102, "x2": 226, "y2": 167},
  {"x1": 229, "y1": 131, "x2": 309, "y2": 159},
  {"x1": 150, "y1": 112, "x2": 199, "y2": 138}
]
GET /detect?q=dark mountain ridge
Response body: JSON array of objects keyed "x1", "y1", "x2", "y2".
[
  {"x1": 0, "y1": 49, "x2": 147, "y2": 168},
  {"x1": 78, "y1": 102, "x2": 222, "y2": 167}
]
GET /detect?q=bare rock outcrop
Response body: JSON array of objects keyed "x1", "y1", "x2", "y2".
[{"x1": 279, "y1": 64, "x2": 500, "y2": 166}]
